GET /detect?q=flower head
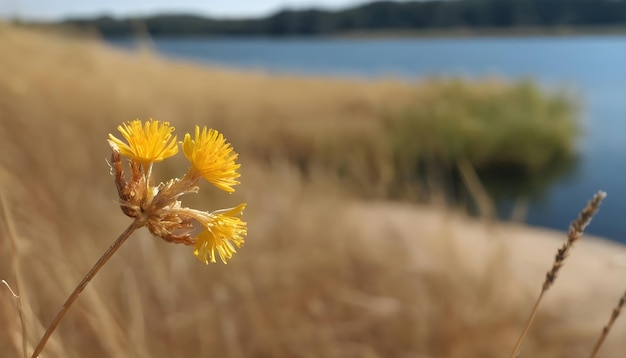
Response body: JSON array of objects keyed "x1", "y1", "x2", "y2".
[
  {"x1": 194, "y1": 204, "x2": 247, "y2": 264},
  {"x1": 108, "y1": 119, "x2": 178, "y2": 164},
  {"x1": 108, "y1": 119, "x2": 247, "y2": 265},
  {"x1": 183, "y1": 126, "x2": 240, "y2": 193}
]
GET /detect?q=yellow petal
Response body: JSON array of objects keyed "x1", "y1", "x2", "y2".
[
  {"x1": 193, "y1": 204, "x2": 247, "y2": 264},
  {"x1": 183, "y1": 126, "x2": 240, "y2": 193},
  {"x1": 108, "y1": 119, "x2": 178, "y2": 163}
]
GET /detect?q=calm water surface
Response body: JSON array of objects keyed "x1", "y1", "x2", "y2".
[{"x1": 109, "y1": 36, "x2": 626, "y2": 241}]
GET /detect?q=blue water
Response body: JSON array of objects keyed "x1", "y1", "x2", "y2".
[{"x1": 109, "y1": 36, "x2": 626, "y2": 241}]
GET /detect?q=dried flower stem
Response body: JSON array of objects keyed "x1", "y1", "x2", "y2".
[
  {"x1": 2, "y1": 280, "x2": 27, "y2": 358},
  {"x1": 30, "y1": 219, "x2": 143, "y2": 358},
  {"x1": 509, "y1": 191, "x2": 606, "y2": 358},
  {"x1": 589, "y1": 290, "x2": 626, "y2": 358},
  {"x1": 1, "y1": 189, "x2": 28, "y2": 358}
]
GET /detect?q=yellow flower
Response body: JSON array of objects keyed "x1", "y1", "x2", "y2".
[
  {"x1": 194, "y1": 204, "x2": 247, "y2": 264},
  {"x1": 108, "y1": 119, "x2": 178, "y2": 164},
  {"x1": 183, "y1": 126, "x2": 240, "y2": 193}
]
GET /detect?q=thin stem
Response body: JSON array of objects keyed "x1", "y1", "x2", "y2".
[
  {"x1": 589, "y1": 290, "x2": 626, "y2": 358},
  {"x1": 509, "y1": 289, "x2": 546, "y2": 358},
  {"x1": 2, "y1": 280, "x2": 26, "y2": 358},
  {"x1": 1, "y1": 189, "x2": 28, "y2": 358},
  {"x1": 510, "y1": 191, "x2": 605, "y2": 358},
  {"x1": 589, "y1": 329, "x2": 609, "y2": 358},
  {"x1": 145, "y1": 162, "x2": 154, "y2": 195},
  {"x1": 30, "y1": 219, "x2": 143, "y2": 358}
]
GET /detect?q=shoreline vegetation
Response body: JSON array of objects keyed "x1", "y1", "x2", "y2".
[
  {"x1": 2, "y1": 24, "x2": 623, "y2": 357},
  {"x1": 334, "y1": 25, "x2": 626, "y2": 39},
  {"x1": 24, "y1": 22, "x2": 626, "y2": 40},
  {"x1": 0, "y1": 21, "x2": 581, "y2": 216},
  {"x1": 22, "y1": 0, "x2": 626, "y2": 39}
]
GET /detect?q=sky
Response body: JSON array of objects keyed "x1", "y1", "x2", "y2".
[{"x1": 0, "y1": 0, "x2": 372, "y2": 21}]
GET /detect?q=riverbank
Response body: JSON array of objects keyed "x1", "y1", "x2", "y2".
[{"x1": 0, "y1": 24, "x2": 579, "y2": 203}]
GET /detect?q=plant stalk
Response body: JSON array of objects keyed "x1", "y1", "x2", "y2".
[
  {"x1": 509, "y1": 289, "x2": 546, "y2": 358},
  {"x1": 30, "y1": 219, "x2": 143, "y2": 358},
  {"x1": 589, "y1": 290, "x2": 626, "y2": 358}
]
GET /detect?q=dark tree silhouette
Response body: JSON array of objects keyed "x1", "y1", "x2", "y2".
[{"x1": 60, "y1": 0, "x2": 626, "y2": 37}]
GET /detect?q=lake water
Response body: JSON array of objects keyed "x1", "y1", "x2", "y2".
[{"x1": 109, "y1": 36, "x2": 626, "y2": 241}]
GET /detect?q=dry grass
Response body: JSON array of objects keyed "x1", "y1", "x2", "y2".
[
  {"x1": 510, "y1": 191, "x2": 606, "y2": 357},
  {"x1": 590, "y1": 289, "x2": 626, "y2": 357},
  {"x1": 0, "y1": 24, "x2": 624, "y2": 357}
]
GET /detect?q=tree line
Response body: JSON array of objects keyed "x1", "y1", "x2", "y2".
[{"x1": 61, "y1": 0, "x2": 626, "y2": 37}]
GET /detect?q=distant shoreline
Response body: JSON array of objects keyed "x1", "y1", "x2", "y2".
[
  {"x1": 332, "y1": 26, "x2": 626, "y2": 39},
  {"x1": 31, "y1": 23, "x2": 626, "y2": 41},
  {"x1": 13, "y1": 0, "x2": 626, "y2": 40}
]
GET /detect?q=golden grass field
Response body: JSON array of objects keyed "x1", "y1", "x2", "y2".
[{"x1": 1, "y1": 24, "x2": 625, "y2": 357}]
